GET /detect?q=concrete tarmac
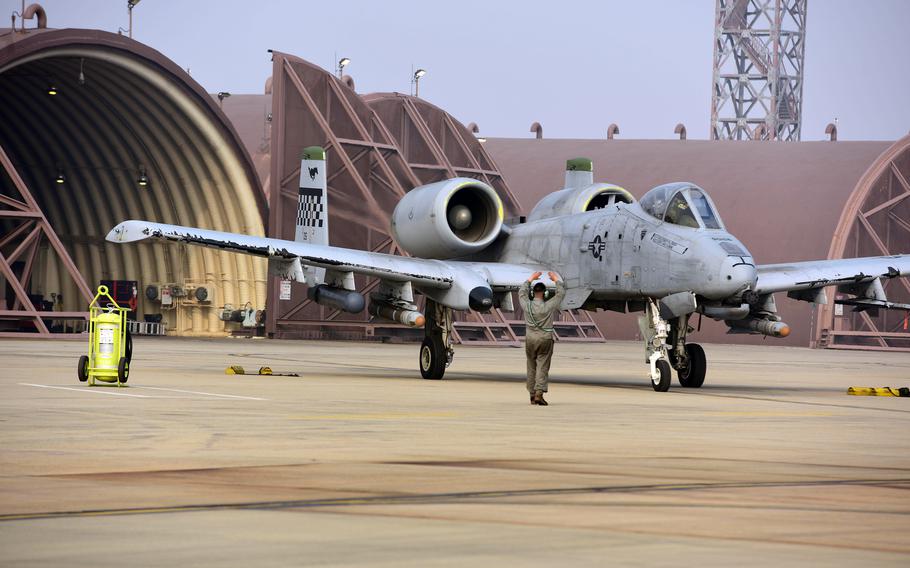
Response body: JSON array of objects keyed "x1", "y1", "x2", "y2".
[{"x1": 1, "y1": 337, "x2": 909, "y2": 566}]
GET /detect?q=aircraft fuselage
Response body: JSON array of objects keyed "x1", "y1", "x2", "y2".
[{"x1": 499, "y1": 202, "x2": 758, "y2": 308}]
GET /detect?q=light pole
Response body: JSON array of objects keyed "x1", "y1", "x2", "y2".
[
  {"x1": 412, "y1": 68, "x2": 426, "y2": 97},
  {"x1": 127, "y1": 0, "x2": 141, "y2": 39},
  {"x1": 336, "y1": 57, "x2": 350, "y2": 79}
]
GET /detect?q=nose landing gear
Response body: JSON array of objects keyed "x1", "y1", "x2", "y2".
[
  {"x1": 419, "y1": 299, "x2": 454, "y2": 380},
  {"x1": 675, "y1": 343, "x2": 706, "y2": 388},
  {"x1": 640, "y1": 299, "x2": 707, "y2": 391},
  {"x1": 640, "y1": 299, "x2": 672, "y2": 391}
]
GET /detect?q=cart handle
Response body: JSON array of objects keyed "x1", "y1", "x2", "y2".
[{"x1": 89, "y1": 285, "x2": 126, "y2": 312}]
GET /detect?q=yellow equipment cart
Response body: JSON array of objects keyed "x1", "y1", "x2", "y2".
[{"x1": 77, "y1": 285, "x2": 132, "y2": 386}]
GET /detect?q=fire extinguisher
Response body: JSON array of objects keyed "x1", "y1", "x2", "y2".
[{"x1": 77, "y1": 285, "x2": 131, "y2": 386}]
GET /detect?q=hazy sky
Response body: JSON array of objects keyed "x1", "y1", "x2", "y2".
[{"x1": 19, "y1": 0, "x2": 910, "y2": 141}]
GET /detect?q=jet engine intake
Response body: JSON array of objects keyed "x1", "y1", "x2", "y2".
[
  {"x1": 526, "y1": 184, "x2": 634, "y2": 222},
  {"x1": 391, "y1": 178, "x2": 503, "y2": 259}
]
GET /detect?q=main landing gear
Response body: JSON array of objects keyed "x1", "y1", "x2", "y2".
[
  {"x1": 639, "y1": 299, "x2": 707, "y2": 392},
  {"x1": 419, "y1": 299, "x2": 454, "y2": 380}
]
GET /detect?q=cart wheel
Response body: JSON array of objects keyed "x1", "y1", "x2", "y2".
[
  {"x1": 125, "y1": 330, "x2": 133, "y2": 363},
  {"x1": 77, "y1": 355, "x2": 89, "y2": 382},
  {"x1": 118, "y1": 357, "x2": 130, "y2": 383}
]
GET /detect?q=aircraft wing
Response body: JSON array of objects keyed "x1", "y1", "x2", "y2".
[
  {"x1": 106, "y1": 221, "x2": 540, "y2": 307},
  {"x1": 755, "y1": 255, "x2": 910, "y2": 309}
]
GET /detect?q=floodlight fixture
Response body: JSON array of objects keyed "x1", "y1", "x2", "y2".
[
  {"x1": 137, "y1": 166, "x2": 149, "y2": 187},
  {"x1": 412, "y1": 68, "x2": 427, "y2": 97},
  {"x1": 337, "y1": 57, "x2": 350, "y2": 78}
]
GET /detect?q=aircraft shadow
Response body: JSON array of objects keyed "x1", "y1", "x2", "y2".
[{"x1": 411, "y1": 369, "x2": 847, "y2": 395}]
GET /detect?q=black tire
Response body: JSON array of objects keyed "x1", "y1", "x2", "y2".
[
  {"x1": 651, "y1": 359, "x2": 672, "y2": 392},
  {"x1": 419, "y1": 336, "x2": 446, "y2": 380},
  {"x1": 677, "y1": 343, "x2": 706, "y2": 388},
  {"x1": 77, "y1": 355, "x2": 89, "y2": 382},
  {"x1": 117, "y1": 357, "x2": 130, "y2": 384},
  {"x1": 125, "y1": 330, "x2": 133, "y2": 363}
]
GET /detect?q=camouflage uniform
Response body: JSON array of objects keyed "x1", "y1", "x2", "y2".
[{"x1": 519, "y1": 280, "x2": 566, "y2": 394}]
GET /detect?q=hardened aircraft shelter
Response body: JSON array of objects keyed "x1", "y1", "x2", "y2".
[{"x1": 1, "y1": 18, "x2": 907, "y2": 352}]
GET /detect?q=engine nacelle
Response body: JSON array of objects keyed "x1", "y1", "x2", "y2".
[
  {"x1": 527, "y1": 183, "x2": 634, "y2": 222},
  {"x1": 391, "y1": 178, "x2": 504, "y2": 259}
]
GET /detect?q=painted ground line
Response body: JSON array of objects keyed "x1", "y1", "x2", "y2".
[
  {"x1": 131, "y1": 385, "x2": 267, "y2": 401},
  {"x1": 18, "y1": 383, "x2": 151, "y2": 398}
]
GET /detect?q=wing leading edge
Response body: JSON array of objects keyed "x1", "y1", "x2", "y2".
[
  {"x1": 756, "y1": 255, "x2": 910, "y2": 309},
  {"x1": 106, "y1": 220, "x2": 539, "y2": 298}
]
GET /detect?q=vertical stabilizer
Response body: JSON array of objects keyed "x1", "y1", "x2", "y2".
[
  {"x1": 296, "y1": 146, "x2": 328, "y2": 245},
  {"x1": 564, "y1": 157, "x2": 594, "y2": 189}
]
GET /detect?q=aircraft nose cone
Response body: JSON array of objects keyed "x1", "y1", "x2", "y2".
[
  {"x1": 721, "y1": 257, "x2": 758, "y2": 295},
  {"x1": 468, "y1": 286, "x2": 494, "y2": 312}
]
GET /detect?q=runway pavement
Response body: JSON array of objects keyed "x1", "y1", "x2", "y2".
[{"x1": 1, "y1": 337, "x2": 909, "y2": 566}]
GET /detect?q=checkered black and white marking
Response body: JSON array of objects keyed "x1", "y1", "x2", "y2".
[{"x1": 297, "y1": 187, "x2": 324, "y2": 228}]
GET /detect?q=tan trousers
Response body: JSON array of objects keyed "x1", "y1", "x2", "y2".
[{"x1": 525, "y1": 334, "x2": 554, "y2": 393}]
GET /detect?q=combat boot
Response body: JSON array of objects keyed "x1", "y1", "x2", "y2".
[{"x1": 533, "y1": 391, "x2": 548, "y2": 406}]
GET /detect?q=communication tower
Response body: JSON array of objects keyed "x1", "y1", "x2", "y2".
[{"x1": 711, "y1": 0, "x2": 807, "y2": 141}]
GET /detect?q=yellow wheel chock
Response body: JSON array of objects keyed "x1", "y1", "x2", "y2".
[
  {"x1": 847, "y1": 386, "x2": 910, "y2": 397},
  {"x1": 226, "y1": 365, "x2": 299, "y2": 377}
]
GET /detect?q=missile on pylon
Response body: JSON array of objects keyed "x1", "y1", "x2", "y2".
[
  {"x1": 368, "y1": 300, "x2": 425, "y2": 327},
  {"x1": 726, "y1": 317, "x2": 791, "y2": 338}
]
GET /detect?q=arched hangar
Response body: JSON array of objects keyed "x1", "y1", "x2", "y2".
[{"x1": 0, "y1": 26, "x2": 267, "y2": 335}]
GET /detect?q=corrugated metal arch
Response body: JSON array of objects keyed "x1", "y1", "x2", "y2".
[
  {"x1": 816, "y1": 134, "x2": 910, "y2": 350},
  {"x1": 0, "y1": 29, "x2": 267, "y2": 334}
]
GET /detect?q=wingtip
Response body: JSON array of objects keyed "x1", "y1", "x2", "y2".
[{"x1": 106, "y1": 220, "x2": 152, "y2": 244}]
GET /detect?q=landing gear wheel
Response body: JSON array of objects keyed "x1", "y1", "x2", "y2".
[
  {"x1": 677, "y1": 343, "x2": 706, "y2": 388},
  {"x1": 77, "y1": 355, "x2": 89, "y2": 382},
  {"x1": 652, "y1": 359, "x2": 671, "y2": 392},
  {"x1": 117, "y1": 357, "x2": 130, "y2": 384},
  {"x1": 125, "y1": 331, "x2": 133, "y2": 363},
  {"x1": 419, "y1": 336, "x2": 446, "y2": 380}
]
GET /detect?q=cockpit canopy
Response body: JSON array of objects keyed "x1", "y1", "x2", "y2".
[{"x1": 639, "y1": 182, "x2": 724, "y2": 230}]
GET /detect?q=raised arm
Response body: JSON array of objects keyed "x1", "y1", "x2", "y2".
[
  {"x1": 544, "y1": 271, "x2": 566, "y2": 310},
  {"x1": 518, "y1": 271, "x2": 542, "y2": 312}
]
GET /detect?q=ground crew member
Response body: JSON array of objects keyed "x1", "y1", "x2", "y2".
[{"x1": 519, "y1": 271, "x2": 565, "y2": 405}]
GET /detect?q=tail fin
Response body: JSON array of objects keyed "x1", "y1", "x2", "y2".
[{"x1": 296, "y1": 146, "x2": 328, "y2": 245}]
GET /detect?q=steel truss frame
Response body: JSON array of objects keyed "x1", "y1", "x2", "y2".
[
  {"x1": 266, "y1": 52, "x2": 603, "y2": 344},
  {"x1": 0, "y1": 143, "x2": 91, "y2": 336},
  {"x1": 711, "y1": 0, "x2": 807, "y2": 141},
  {"x1": 816, "y1": 135, "x2": 910, "y2": 351}
]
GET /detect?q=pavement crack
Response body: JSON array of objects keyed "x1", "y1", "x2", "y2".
[{"x1": 2, "y1": 477, "x2": 907, "y2": 523}]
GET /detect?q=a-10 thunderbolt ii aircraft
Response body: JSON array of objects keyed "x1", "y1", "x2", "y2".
[{"x1": 107, "y1": 148, "x2": 910, "y2": 391}]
